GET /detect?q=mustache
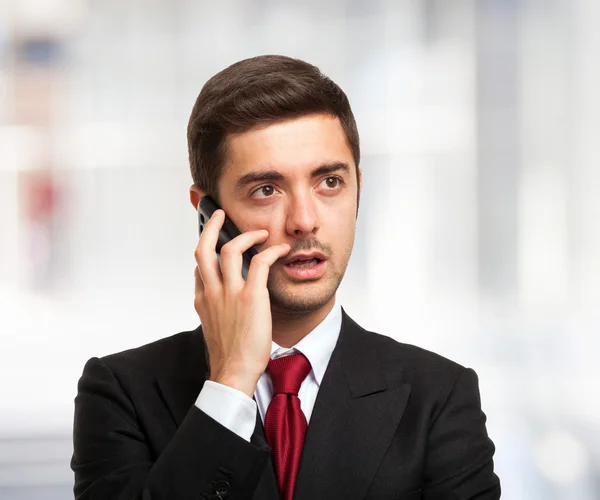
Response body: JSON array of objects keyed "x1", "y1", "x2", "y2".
[{"x1": 285, "y1": 237, "x2": 332, "y2": 259}]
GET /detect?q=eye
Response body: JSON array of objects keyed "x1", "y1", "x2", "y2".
[
  {"x1": 251, "y1": 185, "x2": 276, "y2": 198},
  {"x1": 321, "y1": 176, "x2": 342, "y2": 189}
]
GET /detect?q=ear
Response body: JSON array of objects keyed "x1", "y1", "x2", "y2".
[
  {"x1": 189, "y1": 185, "x2": 206, "y2": 210},
  {"x1": 358, "y1": 168, "x2": 362, "y2": 193},
  {"x1": 356, "y1": 168, "x2": 362, "y2": 215}
]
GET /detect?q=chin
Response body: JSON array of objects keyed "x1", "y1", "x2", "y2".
[{"x1": 267, "y1": 276, "x2": 339, "y2": 316}]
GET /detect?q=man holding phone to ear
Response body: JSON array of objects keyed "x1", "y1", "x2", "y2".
[{"x1": 72, "y1": 55, "x2": 501, "y2": 499}]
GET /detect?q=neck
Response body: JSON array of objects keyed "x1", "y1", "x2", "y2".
[{"x1": 271, "y1": 296, "x2": 336, "y2": 348}]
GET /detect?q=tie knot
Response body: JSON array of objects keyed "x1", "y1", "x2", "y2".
[{"x1": 267, "y1": 353, "x2": 311, "y2": 396}]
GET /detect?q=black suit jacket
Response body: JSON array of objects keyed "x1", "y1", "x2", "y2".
[{"x1": 71, "y1": 310, "x2": 500, "y2": 499}]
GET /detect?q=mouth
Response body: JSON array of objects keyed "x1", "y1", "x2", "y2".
[
  {"x1": 287, "y1": 258, "x2": 321, "y2": 268},
  {"x1": 284, "y1": 252, "x2": 327, "y2": 268},
  {"x1": 282, "y1": 252, "x2": 328, "y2": 280}
]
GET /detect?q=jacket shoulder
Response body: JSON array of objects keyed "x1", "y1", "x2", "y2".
[
  {"x1": 343, "y1": 312, "x2": 465, "y2": 376},
  {"x1": 346, "y1": 315, "x2": 469, "y2": 394},
  {"x1": 98, "y1": 326, "x2": 205, "y2": 377},
  {"x1": 366, "y1": 329, "x2": 475, "y2": 407},
  {"x1": 371, "y1": 330, "x2": 464, "y2": 372}
]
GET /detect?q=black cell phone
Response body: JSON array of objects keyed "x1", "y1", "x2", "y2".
[{"x1": 198, "y1": 196, "x2": 258, "y2": 279}]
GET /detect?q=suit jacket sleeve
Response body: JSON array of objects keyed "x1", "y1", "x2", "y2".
[
  {"x1": 420, "y1": 367, "x2": 500, "y2": 499},
  {"x1": 71, "y1": 356, "x2": 270, "y2": 500}
]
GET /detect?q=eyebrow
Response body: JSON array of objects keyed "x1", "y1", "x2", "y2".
[{"x1": 234, "y1": 162, "x2": 351, "y2": 193}]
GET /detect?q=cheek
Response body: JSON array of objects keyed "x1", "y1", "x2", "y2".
[
  {"x1": 326, "y1": 210, "x2": 357, "y2": 247},
  {"x1": 238, "y1": 211, "x2": 286, "y2": 247},
  {"x1": 338, "y1": 220, "x2": 357, "y2": 249}
]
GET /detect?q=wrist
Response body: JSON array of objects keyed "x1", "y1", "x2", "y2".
[{"x1": 210, "y1": 371, "x2": 260, "y2": 398}]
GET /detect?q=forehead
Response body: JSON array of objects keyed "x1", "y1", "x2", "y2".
[{"x1": 222, "y1": 114, "x2": 355, "y2": 180}]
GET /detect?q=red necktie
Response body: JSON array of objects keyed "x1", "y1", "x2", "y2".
[{"x1": 264, "y1": 353, "x2": 311, "y2": 500}]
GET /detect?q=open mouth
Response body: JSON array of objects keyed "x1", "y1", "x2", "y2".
[{"x1": 286, "y1": 257, "x2": 322, "y2": 268}]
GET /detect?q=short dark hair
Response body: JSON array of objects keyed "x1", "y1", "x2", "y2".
[{"x1": 187, "y1": 55, "x2": 360, "y2": 199}]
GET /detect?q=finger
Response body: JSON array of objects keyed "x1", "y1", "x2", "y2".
[
  {"x1": 220, "y1": 229, "x2": 269, "y2": 290},
  {"x1": 245, "y1": 243, "x2": 291, "y2": 290},
  {"x1": 194, "y1": 265, "x2": 205, "y2": 317},
  {"x1": 195, "y1": 209, "x2": 225, "y2": 289},
  {"x1": 194, "y1": 265, "x2": 205, "y2": 295}
]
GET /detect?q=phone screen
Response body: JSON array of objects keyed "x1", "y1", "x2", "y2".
[{"x1": 198, "y1": 196, "x2": 258, "y2": 279}]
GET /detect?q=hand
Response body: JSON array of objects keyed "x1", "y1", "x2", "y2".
[{"x1": 194, "y1": 209, "x2": 290, "y2": 397}]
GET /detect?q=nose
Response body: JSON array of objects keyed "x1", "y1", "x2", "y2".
[{"x1": 285, "y1": 192, "x2": 319, "y2": 237}]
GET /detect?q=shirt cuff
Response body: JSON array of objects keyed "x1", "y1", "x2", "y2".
[{"x1": 195, "y1": 380, "x2": 257, "y2": 442}]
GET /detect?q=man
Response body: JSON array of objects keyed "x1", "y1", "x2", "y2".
[{"x1": 71, "y1": 55, "x2": 501, "y2": 500}]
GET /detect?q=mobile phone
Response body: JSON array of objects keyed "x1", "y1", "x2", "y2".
[{"x1": 198, "y1": 196, "x2": 258, "y2": 280}]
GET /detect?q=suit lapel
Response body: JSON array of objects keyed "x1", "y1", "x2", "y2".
[
  {"x1": 294, "y1": 311, "x2": 411, "y2": 500},
  {"x1": 156, "y1": 328, "x2": 208, "y2": 427},
  {"x1": 250, "y1": 411, "x2": 279, "y2": 499}
]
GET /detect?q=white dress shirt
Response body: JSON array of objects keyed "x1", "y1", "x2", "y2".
[{"x1": 195, "y1": 300, "x2": 342, "y2": 442}]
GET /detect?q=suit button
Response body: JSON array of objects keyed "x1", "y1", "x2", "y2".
[{"x1": 214, "y1": 480, "x2": 230, "y2": 497}]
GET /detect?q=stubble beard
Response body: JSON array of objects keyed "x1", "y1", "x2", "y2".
[
  {"x1": 265, "y1": 229, "x2": 356, "y2": 318},
  {"x1": 266, "y1": 262, "x2": 346, "y2": 318}
]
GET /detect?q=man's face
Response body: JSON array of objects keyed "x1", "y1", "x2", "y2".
[{"x1": 217, "y1": 113, "x2": 361, "y2": 315}]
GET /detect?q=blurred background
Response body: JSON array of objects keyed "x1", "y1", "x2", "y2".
[{"x1": 0, "y1": 0, "x2": 599, "y2": 498}]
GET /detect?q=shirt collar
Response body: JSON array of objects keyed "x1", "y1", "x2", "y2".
[{"x1": 270, "y1": 299, "x2": 342, "y2": 387}]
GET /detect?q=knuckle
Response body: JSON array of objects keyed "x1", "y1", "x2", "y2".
[
  {"x1": 194, "y1": 245, "x2": 206, "y2": 262},
  {"x1": 220, "y1": 242, "x2": 237, "y2": 257},
  {"x1": 202, "y1": 286, "x2": 218, "y2": 303},
  {"x1": 224, "y1": 281, "x2": 243, "y2": 297},
  {"x1": 239, "y1": 289, "x2": 254, "y2": 307},
  {"x1": 253, "y1": 253, "x2": 269, "y2": 266},
  {"x1": 193, "y1": 295, "x2": 205, "y2": 313}
]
